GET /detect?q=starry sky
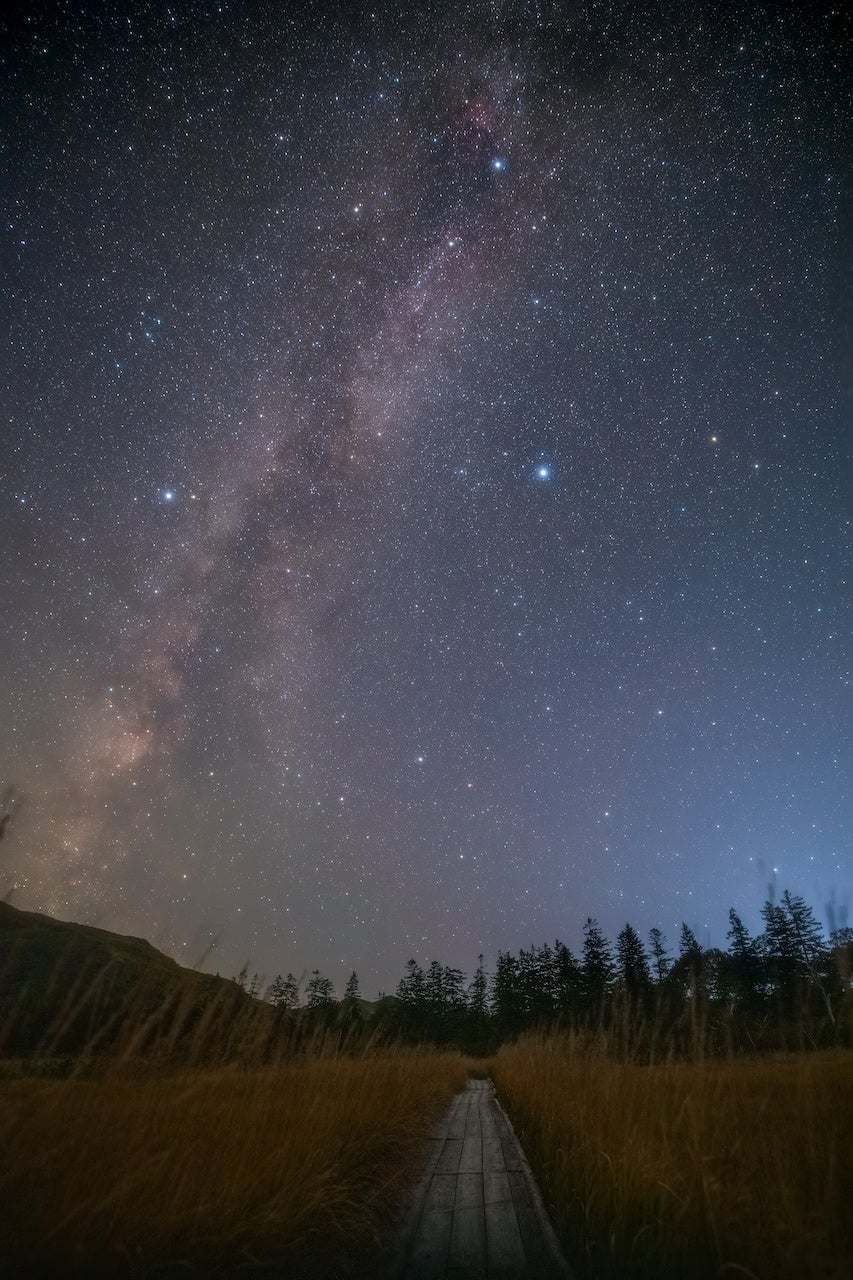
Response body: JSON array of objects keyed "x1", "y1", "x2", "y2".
[{"x1": 2, "y1": 0, "x2": 850, "y2": 993}]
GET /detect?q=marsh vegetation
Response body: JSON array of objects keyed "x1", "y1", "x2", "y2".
[{"x1": 1, "y1": 896, "x2": 851, "y2": 1277}]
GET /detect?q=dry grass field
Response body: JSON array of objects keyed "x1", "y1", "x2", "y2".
[
  {"x1": 2, "y1": 1035, "x2": 851, "y2": 1278},
  {"x1": 0, "y1": 1048, "x2": 472, "y2": 1277},
  {"x1": 2, "y1": 895, "x2": 849, "y2": 1280},
  {"x1": 492, "y1": 1035, "x2": 853, "y2": 1280}
]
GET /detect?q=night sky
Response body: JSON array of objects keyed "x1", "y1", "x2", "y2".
[{"x1": 2, "y1": 1, "x2": 850, "y2": 993}]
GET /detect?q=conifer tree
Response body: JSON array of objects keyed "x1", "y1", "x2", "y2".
[
  {"x1": 679, "y1": 923, "x2": 702, "y2": 959},
  {"x1": 491, "y1": 950, "x2": 522, "y2": 1031},
  {"x1": 443, "y1": 966, "x2": 467, "y2": 1010},
  {"x1": 781, "y1": 890, "x2": 833, "y2": 1023},
  {"x1": 760, "y1": 899, "x2": 799, "y2": 1009},
  {"x1": 395, "y1": 959, "x2": 427, "y2": 1037},
  {"x1": 675, "y1": 923, "x2": 705, "y2": 999},
  {"x1": 339, "y1": 970, "x2": 363, "y2": 1033},
  {"x1": 616, "y1": 923, "x2": 651, "y2": 993},
  {"x1": 780, "y1": 891, "x2": 826, "y2": 967},
  {"x1": 536, "y1": 942, "x2": 557, "y2": 1016},
  {"x1": 725, "y1": 909, "x2": 762, "y2": 1006},
  {"x1": 468, "y1": 955, "x2": 488, "y2": 1025},
  {"x1": 582, "y1": 917, "x2": 614, "y2": 1018},
  {"x1": 648, "y1": 927, "x2": 672, "y2": 982},
  {"x1": 553, "y1": 940, "x2": 582, "y2": 1017},
  {"x1": 425, "y1": 960, "x2": 446, "y2": 1019},
  {"x1": 397, "y1": 958, "x2": 426, "y2": 1006},
  {"x1": 269, "y1": 972, "x2": 300, "y2": 1011},
  {"x1": 306, "y1": 969, "x2": 334, "y2": 1007}
]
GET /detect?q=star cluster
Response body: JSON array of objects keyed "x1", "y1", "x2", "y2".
[{"x1": 2, "y1": 0, "x2": 849, "y2": 989}]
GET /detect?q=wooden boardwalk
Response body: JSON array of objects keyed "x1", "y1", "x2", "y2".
[{"x1": 388, "y1": 1079, "x2": 573, "y2": 1279}]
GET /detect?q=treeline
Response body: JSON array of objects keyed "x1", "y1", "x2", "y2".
[{"x1": 261, "y1": 891, "x2": 853, "y2": 1057}]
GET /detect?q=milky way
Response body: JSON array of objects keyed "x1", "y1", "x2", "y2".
[{"x1": 2, "y1": 1, "x2": 850, "y2": 991}]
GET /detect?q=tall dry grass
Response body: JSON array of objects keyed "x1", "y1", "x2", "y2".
[
  {"x1": 0, "y1": 1047, "x2": 471, "y2": 1277},
  {"x1": 492, "y1": 1035, "x2": 853, "y2": 1280}
]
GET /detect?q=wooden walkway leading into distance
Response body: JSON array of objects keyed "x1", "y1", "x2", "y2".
[{"x1": 388, "y1": 1079, "x2": 573, "y2": 1279}]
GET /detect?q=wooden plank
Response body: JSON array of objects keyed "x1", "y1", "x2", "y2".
[
  {"x1": 392, "y1": 1078, "x2": 574, "y2": 1280},
  {"x1": 485, "y1": 1196, "x2": 527, "y2": 1277},
  {"x1": 448, "y1": 1174, "x2": 486, "y2": 1276},
  {"x1": 493, "y1": 1108, "x2": 524, "y2": 1172},
  {"x1": 499, "y1": 1139, "x2": 524, "y2": 1171},
  {"x1": 417, "y1": 1138, "x2": 445, "y2": 1171},
  {"x1": 507, "y1": 1168, "x2": 571, "y2": 1279},
  {"x1": 494, "y1": 1090, "x2": 574, "y2": 1279},
  {"x1": 422, "y1": 1174, "x2": 457, "y2": 1215},
  {"x1": 483, "y1": 1169, "x2": 512, "y2": 1205},
  {"x1": 447, "y1": 1092, "x2": 470, "y2": 1140},
  {"x1": 405, "y1": 1207, "x2": 453, "y2": 1279},
  {"x1": 385, "y1": 1093, "x2": 463, "y2": 1278},
  {"x1": 464, "y1": 1097, "x2": 483, "y2": 1139},
  {"x1": 459, "y1": 1135, "x2": 482, "y2": 1174},
  {"x1": 434, "y1": 1137, "x2": 463, "y2": 1176},
  {"x1": 430, "y1": 1093, "x2": 463, "y2": 1140},
  {"x1": 454, "y1": 1170, "x2": 485, "y2": 1211},
  {"x1": 481, "y1": 1136, "x2": 505, "y2": 1171},
  {"x1": 445, "y1": 1217, "x2": 487, "y2": 1277},
  {"x1": 507, "y1": 1168, "x2": 540, "y2": 1242},
  {"x1": 479, "y1": 1097, "x2": 500, "y2": 1136},
  {"x1": 480, "y1": 1096, "x2": 505, "y2": 1180}
]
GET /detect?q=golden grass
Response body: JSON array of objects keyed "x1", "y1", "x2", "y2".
[
  {"x1": 492, "y1": 1035, "x2": 853, "y2": 1280},
  {"x1": 0, "y1": 1048, "x2": 472, "y2": 1277},
  {"x1": 5, "y1": 1026, "x2": 851, "y2": 1280}
]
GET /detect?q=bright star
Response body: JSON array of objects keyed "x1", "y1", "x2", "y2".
[
  {"x1": 162, "y1": 489, "x2": 176, "y2": 502},
  {"x1": 491, "y1": 157, "x2": 505, "y2": 171},
  {"x1": 536, "y1": 465, "x2": 550, "y2": 480}
]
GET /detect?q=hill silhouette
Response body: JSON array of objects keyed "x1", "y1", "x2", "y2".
[{"x1": 0, "y1": 900, "x2": 276, "y2": 1062}]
